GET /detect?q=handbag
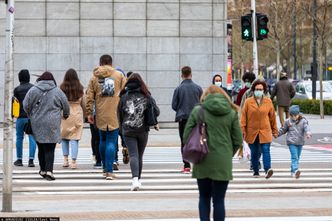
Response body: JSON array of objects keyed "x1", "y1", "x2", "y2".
[
  {"x1": 183, "y1": 106, "x2": 208, "y2": 164},
  {"x1": 23, "y1": 119, "x2": 33, "y2": 135},
  {"x1": 144, "y1": 96, "x2": 160, "y2": 126}
]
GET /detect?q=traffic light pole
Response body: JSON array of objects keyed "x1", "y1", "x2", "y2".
[
  {"x1": 251, "y1": 0, "x2": 259, "y2": 77},
  {"x1": 2, "y1": 0, "x2": 15, "y2": 212}
]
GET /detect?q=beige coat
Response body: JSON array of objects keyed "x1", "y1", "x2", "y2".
[
  {"x1": 61, "y1": 97, "x2": 85, "y2": 140},
  {"x1": 240, "y1": 96, "x2": 278, "y2": 144},
  {"x1": 85, "y1": 65, "x2": 126, "y2": 131}
]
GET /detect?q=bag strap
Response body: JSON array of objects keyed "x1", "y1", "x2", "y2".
[
  {"x1": 197, "y1": 105, "x2": 205, "y2": 126},
  {"x1": 30, "y1": 89, "x2": 50, "y2": 116}
]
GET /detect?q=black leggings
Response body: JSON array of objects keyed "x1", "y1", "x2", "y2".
[{"x1": 37, "y1": 142, "x2": 56, "y2": 172}]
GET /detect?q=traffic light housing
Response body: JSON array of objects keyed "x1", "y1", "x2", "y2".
[
  {"x1": 257, "y1": 14, "x2": 269, "y2": 40},
  {"x1": 241, "y1": 14, "x2": 252, "y2": 41}
]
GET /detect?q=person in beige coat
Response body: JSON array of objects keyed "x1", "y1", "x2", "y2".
[
  {"x1": 86, "y1": 54, "x2": 126, "y2": 180},
  {"x1": 60, "y1": 69, "x2": 86, "y2": 169}
]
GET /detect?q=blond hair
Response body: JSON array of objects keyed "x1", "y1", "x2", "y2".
[{"x1": 200, "y1": 85, "x2": 239, "y2": 112}]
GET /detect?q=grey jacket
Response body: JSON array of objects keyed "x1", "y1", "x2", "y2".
[
  {"x1": 23, "y1": 80, "x2": 70, "y2": 143},
  {"x1": 278, "y1": 117, "x2": 311, "y2": 145},
  {"x1": 171, "y1": 79, "x2": 202, "y2": 122},
  {"x1": 271, "y1": 78, "x2": 295, "y2": 107}
]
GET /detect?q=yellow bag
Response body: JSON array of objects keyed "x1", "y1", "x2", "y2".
[{"x1": 12, "y1": 97, "x2": 20, "y2": 118}]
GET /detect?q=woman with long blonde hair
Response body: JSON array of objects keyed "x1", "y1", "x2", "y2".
[{"x1": 184, "y1": 85, "x2": 243, "y2": 221}]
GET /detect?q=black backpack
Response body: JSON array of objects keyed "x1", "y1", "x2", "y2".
[{"x1": 144, "y1": 96, "x2": 160, "y2": 126}]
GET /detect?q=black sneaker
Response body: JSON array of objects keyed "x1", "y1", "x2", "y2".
[
  {"x1": 28, "y1": 159, "x2": 35, "y2": 167},
  {"x1": 122, "y1": 147, "x2": 129, "y2": 164},
  {"x1": 14, "y1": 159, "x2": 23, "y2": 166},
  {"x1": 39, "y1": 171, "x2": 46, "y2": 178},
  {"x1": 45, "y1": 172, "x2": 55, "y2": 181},
  {"x1": 253, "y1": 172, "x2": 260, "y2": 178}
]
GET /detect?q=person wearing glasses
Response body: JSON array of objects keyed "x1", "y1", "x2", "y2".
[{"x1": 240, "y1": 79, "x2": 278, "y2": 179}]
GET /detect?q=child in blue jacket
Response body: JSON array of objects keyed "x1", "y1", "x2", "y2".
[{"x1": 278, "y1": 105, "x2": 311, "y2": 178}]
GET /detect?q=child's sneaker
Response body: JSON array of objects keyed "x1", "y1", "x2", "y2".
[
  {"x1": 295, "y1": 170, "x2": 301, "y2": 179},
  {"x1": 122, "y1": 147, "x2": 129, "y2": 164}
]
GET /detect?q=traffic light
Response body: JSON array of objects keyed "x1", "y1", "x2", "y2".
[
  {"x1": 257, "y1": 14, "x2": 269, "y2": 40},
  {"x1": 241, "y1": 14, "x2": 252, "y2": 41}
]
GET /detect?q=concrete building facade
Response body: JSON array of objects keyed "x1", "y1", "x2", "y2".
[{"x1": 0, "y1": 0, "x2": 228, "y2": 122}]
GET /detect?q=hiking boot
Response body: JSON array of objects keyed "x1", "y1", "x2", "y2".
[
  {"x1": 131, "y1": 177, "x2": 140, "y2": 191},
  {"x1": 295, "y1": 170, "x2": 301, "y2": 179},
  {"x1": 28, "y1": 159, "x2": 35, "y2": 167},
  {"x1": 253, "y1": 172, "x2": 260, "y2": 178},
  {"x1": 265, "y1": 168, "x2": 274, "y2": 179},
  {"x1": 113, "y1": 163, "x2": 119, "y2": 171},
  {"x1": 63, "y1": 156, "x2": 69, "y2": 168},
  {"x1": 14, "y1": 159, "x2": 23, "y2": 167},
  {"x1": 45, "y1": 172, "x2": 55, "y2": 181},
  {"x1": 122, "y1": 147, "x2": 129, "y2": 164}
]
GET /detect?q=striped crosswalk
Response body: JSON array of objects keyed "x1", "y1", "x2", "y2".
[{"x1": 1, "y1": 145, "x2": 332, "y2": 195}]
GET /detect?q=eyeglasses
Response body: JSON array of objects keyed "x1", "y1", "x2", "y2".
[{"x1": 255, "y1": 89, "x2": 264, "y2": 91}]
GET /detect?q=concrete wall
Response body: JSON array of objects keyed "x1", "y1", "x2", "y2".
[{"x1": 0, "y1": 0, "x2": 228, "y2": 122}]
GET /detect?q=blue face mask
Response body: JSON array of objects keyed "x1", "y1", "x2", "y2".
[
  {"x1": 254, "y1": 90, "x2": 263, "y2": 97},
  {"x1": 245, "y1": 82, "x2": 252, "y2": 88},
  {"x1": 215, "y1": 82, "x2": 222, "y2": 87}
]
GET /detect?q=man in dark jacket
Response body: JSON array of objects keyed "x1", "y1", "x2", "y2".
[
  {"x1": 13, "y1": 69, "x2": 36, "y2": 167},
  {"x1": 172, "y1": 66, "x2": 203, "y2": 173},
  {"x1": 271, "y1": 72, "x2": 296, "y2": 126}
]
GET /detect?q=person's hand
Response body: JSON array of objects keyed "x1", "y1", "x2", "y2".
[
  {"x1": 154, "y1": 124, "x2": 160, "y2": 131},
  {"x1": 273, "y1": 133, "x2": 278, "y2": 138},
  {"x1": 306, "y1": 134, "x2": 312, "y2": 139},
  {"x1": 88, "y1": 115, "x2": 94, "y2": 124}
]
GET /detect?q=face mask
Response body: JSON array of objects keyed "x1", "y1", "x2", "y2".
[
  {"x1": 254, "y1": 90, "x2": 263, "y2": 97},
  {"x1": 215, "y1": 82, "x2": 222, "y2": 87},
  {"x1": 245, "y1": 82, "x2": 252, "y2": 88}
]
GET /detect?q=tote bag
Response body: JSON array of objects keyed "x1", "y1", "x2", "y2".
[{"x1": 183, "y1": 106, "x2": 208, "y2": 164}]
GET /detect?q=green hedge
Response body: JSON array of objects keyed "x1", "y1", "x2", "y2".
[{"x1": 291, "y1": 99, "x2": 332, "y2": 115}]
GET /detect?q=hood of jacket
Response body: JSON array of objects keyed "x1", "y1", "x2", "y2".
[
  {"x1": 18, "y1": 69, "x2": 30, "y2": 83},
  {"x1": 93, "y1": 65, "x2": 116, "y2": 78},
  {"x1": 35, "y1": 80, "x2": 56, "y2": 92},
  {"x1": 202, "y1": 94, "x2": 232, "y2": 116}
]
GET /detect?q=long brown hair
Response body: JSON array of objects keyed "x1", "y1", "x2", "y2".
[
  {"x1": 120, "y1": 73, "x2": 151, "y2": 97},
  {"x1": 60, "y1": 68, "x2": 84, "y2": 101},
  {"x1": 201, "y1": 85, "x2": 239, "y2": 112}
]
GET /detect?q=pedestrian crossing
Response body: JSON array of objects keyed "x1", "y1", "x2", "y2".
[
  {"x1": 1, "y1": 145, "x2": 332, "y2": 195},
  {"x1": 3, "y1": 167, "x2": 332, "y2": 195}
]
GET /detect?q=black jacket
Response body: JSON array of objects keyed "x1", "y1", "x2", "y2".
[{"x1": 14, "y1": 82, "x2": 34, "y2": 118}]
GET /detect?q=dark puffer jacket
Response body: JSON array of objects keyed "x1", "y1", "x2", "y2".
[{"x1": 13, "y1": 69, "x2": 34, "y2": 118}]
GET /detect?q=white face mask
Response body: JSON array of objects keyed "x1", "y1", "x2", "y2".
[
  {"x1": 215, "y1": 82, "x2": 222, "y2": 87},
  {"x1": 254, "y1": 90, "x2": 263, "y2": 97},
  {"x1": 245, "y1": 82, "x2": 252, "y2": 88}
]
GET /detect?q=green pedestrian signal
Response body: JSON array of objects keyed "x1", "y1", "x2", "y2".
[
  {"x1": 241, "y1": 14, "x2": 252, "y2": 41},
  {"x1": 257, "y1": 13, "x2": 269, "y2": 40}
]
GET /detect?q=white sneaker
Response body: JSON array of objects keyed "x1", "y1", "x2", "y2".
[
  {"x1": 138, "y1": 179, "x2": 142, "y2": 188},
  {"x1": 131, "y1": 177, "x2": 140, "y2": 191}
]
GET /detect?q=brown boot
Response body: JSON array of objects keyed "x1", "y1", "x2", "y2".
[
  {"x1": 71, "y1": 159, "x2": 77, "y2": 169},
  {"x1": 63, "y1": 156, "x2": 69, "y2": 168}
]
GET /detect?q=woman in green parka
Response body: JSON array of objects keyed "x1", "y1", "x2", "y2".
[{"x1": 183, "y1": 85, "x2": 243, "y2": 221}]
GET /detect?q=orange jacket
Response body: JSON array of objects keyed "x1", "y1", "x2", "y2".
[{"x1": 240, "y1": 96, "x2": 278, "y2": 144}]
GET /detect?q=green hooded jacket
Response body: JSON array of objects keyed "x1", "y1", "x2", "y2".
[{"x1": 183, "y1": 94, "x2": 243, "y2": 181}]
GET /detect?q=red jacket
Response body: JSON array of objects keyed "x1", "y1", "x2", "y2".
[{"x1": 236, "y1": 87, "x2": 249, "y2": 106}]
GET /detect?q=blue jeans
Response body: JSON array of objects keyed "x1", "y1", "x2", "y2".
[
  {"x1": 62, "y1": 139, "x2": 79, "y2": 160},
  {"x1": 99, "y1": 128, "x2": 119, "y2": 173},
  {"x1": 288, "y1": 144, "x2": 303, "y2": 173},
  {"x1": 197, "y1": 178, "x2": 229, "y2": 221},
  {"x1": 16, "y1": 118, "x2": 36, "y2": 160},
  {"x1": 249, "y1": 136, "x2": 271, "y2": 173}
]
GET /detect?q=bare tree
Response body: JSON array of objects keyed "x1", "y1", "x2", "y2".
[{"x1": 302, "y1": 0, "x2": 332, "y2": 118}]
